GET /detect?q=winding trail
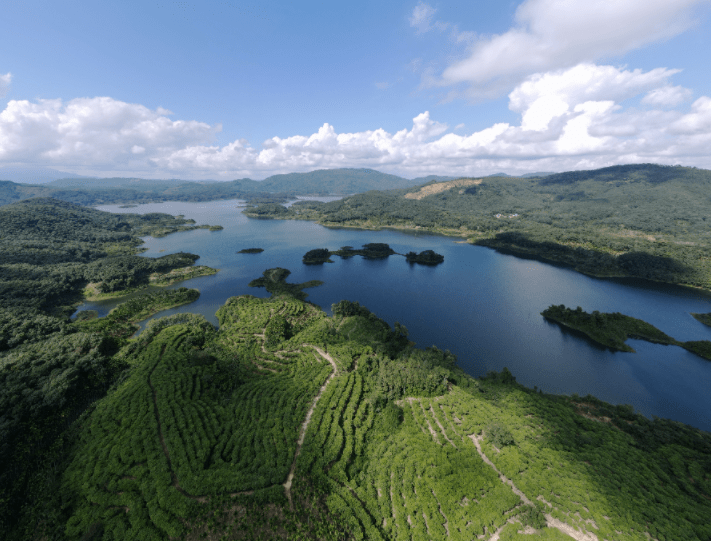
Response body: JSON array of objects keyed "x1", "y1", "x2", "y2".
[
  {"x1": 282, "y1": 344, "x2": 339, "y2": 509},
  {"x1": 469, "y1": 434, "x2": 599, "y2": 541}
]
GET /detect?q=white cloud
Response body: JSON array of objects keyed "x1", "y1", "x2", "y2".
[
  {"x1": 642, "y1": 85, "x2": 693, "y2": 107},
  {"x1": 509, "y1": 64, "x2": 680, "y2": 131},
  {"x1": 409, "y1": 2, "x2": 437, "y2": 33},
  {"x1": 0, "y1": 96, "x2": 218, "y2": 168},
  {"x1": 0, "y1": 72, "x2": 11, "y2": 98},
  {"x1": 437, "y1": 0, "x2": 707, "y2": 99},
  {"x1": 3, "y1": 64, "x2": 711, "y2": 178}
]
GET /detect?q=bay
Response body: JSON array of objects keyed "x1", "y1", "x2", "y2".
[{"x1": 78, "y1": 199, "x2": 711, "y2": 432}]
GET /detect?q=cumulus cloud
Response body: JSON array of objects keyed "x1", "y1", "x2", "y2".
[
  {"x1": 642, "y1": 85, "x2": 694, "y2": 107},
  {"x1": 0, "y1": 73, "x2": 11, "y2": 98},
  {"x1": 437, "y1": 0, "x2": 707, "y2": 99},
  {"x1": 3, "y1": 64, "x2": 711, "y2": 178},
  {"x1": 0, "y1": 96, "x2": 218, "y2": 170}
]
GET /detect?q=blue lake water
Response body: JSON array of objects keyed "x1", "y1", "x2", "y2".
[{"x1": 78, "y1": 199, "x2": 711, "y2": 432}]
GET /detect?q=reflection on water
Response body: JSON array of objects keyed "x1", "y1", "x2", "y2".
[{"x1": 78, "y1": 199, "x2": 711, "y2": 431}]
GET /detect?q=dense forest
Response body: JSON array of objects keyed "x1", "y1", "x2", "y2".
[{"x1": 244, "y1": 164, "x2": 711, "y2": 291}]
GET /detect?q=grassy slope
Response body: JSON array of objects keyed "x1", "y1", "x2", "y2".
[{"x1": 15, "y1": 295, "x2": 710, "y2": 541}]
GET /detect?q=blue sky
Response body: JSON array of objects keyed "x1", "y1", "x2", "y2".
[{"x1": 1, "y1": 0, "x2": 710, "y2": 179}]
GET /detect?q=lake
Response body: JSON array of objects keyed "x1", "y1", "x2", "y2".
[{"x1": 77, "y1": 199, "x2": 711, "y2": 432}]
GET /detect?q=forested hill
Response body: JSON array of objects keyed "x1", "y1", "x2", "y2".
[
  {"x1": 246, "y1": 163, "x2": 711, "y2": 290},
  {"x1": 0, "y1": 168, "x2": 438, "y2": 206},
  {"x1": 0, "y1": 198, "x2": 217, "y2": 313}
]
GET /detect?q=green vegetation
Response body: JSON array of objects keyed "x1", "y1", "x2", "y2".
[
  {"x1": 4, "y1": 287, "x2": 711, "y2": 539},
  {"x1": 248, "y1": 267, "x2": 324, "y2": 300},
  {"x1": 542, "y1": 304, "x2": 711, "y2": 360},
  {"x1": 3, "y1": 191, "x2": 711, "y2": 540},
  {"x1": 691, "y1": 312, "x2": 711, "y2": 327},
  {"x1": 209, "y1": 224, "x2": 224, "y2": 231},
  {"x1": 303, "y1": 243, "x2": 407, "y2": 265},
  {"x1": 303, "y1": 248, "x2": 333, "y2": 264},
  {"x1": 237, "y1": 247, "x2": 264, "y2": 254},
  {"x1": 405, "y1": 249, "x2": 445, "y2": 265},
  {"x1": 0, "y1": 198, "x2": 218, "y2": 313},
  {"x1": 73, "y1": 287, "x2": 201, "y2": 339},
  {"x1": 245, "y1": 164, "x2": 711, "y2": 291}
]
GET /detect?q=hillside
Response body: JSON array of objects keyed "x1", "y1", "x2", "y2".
[
  {"x1": 245, "y1": 163, "x2": 711, "y2": 291},
  {"x1": 5, "y1": 293, "x2": 710, "y2": 540}
]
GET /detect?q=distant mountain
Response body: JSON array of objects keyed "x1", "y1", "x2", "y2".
[
  {"x1": 256, "y1": 168, "x2": 422, "y2": 194},
  {"x1": 409, "y1": 175, "x2": 457, "y2": 184},
  {"x1": 0, "y1": 166, "x2": 88, "y2": 184},
  {"x1": 485, "y1": 172, "x2": 554, "y2": 178}
]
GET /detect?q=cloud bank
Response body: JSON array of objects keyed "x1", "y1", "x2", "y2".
[{"x1": 1, "y1": 63, "x2": 710, "y2": 178}]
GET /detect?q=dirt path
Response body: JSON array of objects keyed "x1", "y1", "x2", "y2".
[
  {"x1": 468, "y1": 435, "x2": 598, "y2": 541},
  {"x1": 282, "y1": 344, "x2": 339, "y2": 509}
]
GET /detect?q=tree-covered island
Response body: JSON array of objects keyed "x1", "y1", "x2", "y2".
[
  {"x1": 691, "y1": 312, "x2": 711, "y2": 328},
  {"x1": 542, "y1": 304, "x2": 711, "y2": 360},
  {"x1": 237, "y1": 247, "x2": 264, "y2": 254},
  {"x1": 302, "y1": 243, "x2": 443, "y2": 265}
]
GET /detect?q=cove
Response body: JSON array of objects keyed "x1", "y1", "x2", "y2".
[{"x1": 78, "y1": 199, "x2": 711, "y2": 432}]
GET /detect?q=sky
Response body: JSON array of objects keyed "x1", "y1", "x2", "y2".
[{"x1": 1, "y1": 0, "x2": 711, "y2": 180}]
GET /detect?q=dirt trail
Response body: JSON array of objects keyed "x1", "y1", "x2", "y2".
[
  {"x1": 469, "y1": 434, "x2": 598, "y2": 541},
  {"x1": 282, "y1": 344, "x2": 339, "y2": 509}
]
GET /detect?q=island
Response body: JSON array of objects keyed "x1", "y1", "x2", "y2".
[
  {"x1": 208, "y1": 225, "x2": 224, "y2": 231},
  {"x1": 302, "y1": 248, "x2": 333, "y2": 264},
  {"x1": 302, "y1": 243, "x2": 401, "y2": 264},
  {"x1": 542, "y1": 304, "x2": 711, "y2": 360},
  {"x1": 405, "y1": 249, "x2": 444, "y2": 265},
  {"x1": 237, "y1": 247, "x2": 264, "y2": 254},
  {"x1": 248, "y1": 267, "x2": 323, "y2": 300},
  {"x1": 691, "y1": 312, "x2": 711, "y2": 328}
]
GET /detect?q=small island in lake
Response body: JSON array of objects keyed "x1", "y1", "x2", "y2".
[
  {"x1": 691, "y1": 312, "x2": 711, "y2": 327},
  {"x1": 118, "y1": 204, "x2": 138, "y2": 208},
  {"x1": 303, "y1": 248, "x2": 333, "y2": 264},
  {"x1": 237, "y1": 247, "x2": 264, "y2": 254},
  {"x1": 542, "y1": 304, "x2": 711, "y2": 360},
  {"x1": 302, "y1": 243, "x2": 401, "y2": 264},
  {"x1": 405, "y1": 249, "x2": 444, "y2": 265},
  {"x1": 209, "y1": 225, "x2": 224, "y2": 231},
  {"x1": 248, "y1": 267, "x2": 323, "y2": 300}
]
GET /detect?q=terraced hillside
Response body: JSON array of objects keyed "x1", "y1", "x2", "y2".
[{"x1": 32, "y1": 294, "x2": 710, "y2": 541}]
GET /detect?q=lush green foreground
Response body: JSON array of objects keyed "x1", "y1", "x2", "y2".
[
  {"x1": 542, "y1": 305, "x2": 711, "y2": 360},
  {"x1": 3, "y1": 292, "x2": 709, "y2": 540}
]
